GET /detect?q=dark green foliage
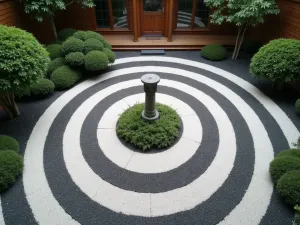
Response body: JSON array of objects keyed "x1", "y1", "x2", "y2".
[
  {"x1": 50, "y1": 65, "x2": 81, "y2": 90},
  {"x1": 85, "y1": 31, "x2": 104, "y2": 42},
  {"x1": 296, "y1": 99, "x2": 300, "y2": 113},
  {"x1": 103, "y1": 40, "x2": 112, "y2": 50},
  {"x1": 201, "y1": 44, "x2": 228, "y2": 61},
  {"x1": 65, "y1": 52, "x2": 85, "y2": 67},
  {"x1": 73, "y1": 31, "x2": 88, "y2": 41},
  {"x1": 0, "y1": 25, "x2": 50, "y2": 91},
  {"x1": 52, "y1": 40, "x2": 64, "y2": 45},
  {"x1": 269, "y1": 156, "x2": 300, "y2": 184},
  {"x1": 117, "y1": 103, "x2": 181, "y2": 151},
  {"x1": 58, "y1": 28, "x2": 77, "y2": 41},
  {"x1": 0, "y1": 135, "x2": 19, "y2": 152},
  {"x1": 15, "y1": 86, "x2": 31, "y2": 100},
  {"x1": 276, "y1": 149, "x2": 300, "y2": 159},
  {"x1": 243, "y1": 40, "x2": 262, "y2": 54},
  {"x1": 276, "y1": 170, "x2": 300, "y2": 206},
  {"x1": 30, "y1": 78, "x2": 55, "y2": 97},
  {"x1": 61, "y1": 38, "x2": 84, "y2": 55},
  {"x1": 47, "y1": 57, "x2": 66, "y2": 77},
  {"x1": 103, "y1": 48, "x2": 116, "y2": 63},
  {"x1": 0, "y1": 150, "x2": 23, "y2": 192},
  {"x1": 84, "y1": 38, "x2": 104, "y2": 54},
  {"x1": 84, "y1": 51, "x2": 109, "y2": 71},
  {"x1": 46, "y1": 44, "x2": 62, "y2": 60},
  {"x1": 250, "y1": 39, "x2": 300, "y2": 82}
]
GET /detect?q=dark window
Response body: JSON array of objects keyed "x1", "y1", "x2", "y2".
[
  {"x1": 112, "y1": 0, "x2": 128, "y2": 28},
  {"x1": 194, "y1": 0, "x2": 209, "y2": 27},
  {"x1": 95, "y1": 0, "x2": 110, "y2": 28},
  {"x1": 144, "y1": 0, "x2": 162, "y2": 12},
  {"x1": 177, "y1": 0, "x2": 193, "y2": 28}
]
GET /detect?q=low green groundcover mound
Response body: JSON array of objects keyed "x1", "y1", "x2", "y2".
[
  {"x1": 276, "y1": 170, "x2": 300, "y2": 206},
  {"x1": 58, "y1": 28, "x2": 77, "y2": 41},
  {"x1": 84, "y1": 38, "x2": 104, "y2": 54},
  {"x1": 46, "y1": 44, "x2": 62, "y2": 60},
  {"x1": 0, "y1": 135, "x2": 19, "y2": 152},
  {"x1": 0, "y1": 150, "x2": 23, "y2": 192},
  {"x1": 277, "y1": 149, "x2": 300, "y2": 159},
  {"x1": 65, "y1": 52, "x2": 85, "y2": 67},
  {"x1": 117, "y1": 103, "x2": 181, "y2": 151},
  {"x1": 269, "y1": 156, "x2": 300, "y2": 184},
  {"x1": 61, "y1": 38, "x2": 84, "y2": 56},
  {"x1": 84, "y1": 51, "x2": 109, "y2": 71},
  {"x1": 201, "y1": 44, "x2": 227, "y2": 61},
  {"x1": 47, "y1": 57, "x2": 66, "y2": 77},
  {"x1": 30, "y1": 78, "x2": 55, "y2": 97},
  {"x1": 104, "y1": 48, "x2": 116, "y2": 63},
  {"x1": 50, "y1": 66, "x2": 81, "y2": 90}
]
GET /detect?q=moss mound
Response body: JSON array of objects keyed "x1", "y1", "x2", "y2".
[
  {"x1": 30, "y1": 78, "x2": 55, "y2": 97},
  {"x1": 103, "y1": 48, "x2": 116, "y2": 63},
  {"x1": 65, "y1": 52, "x2": 85, "y2": 67},
  {"x1": 50, "y1": 65, "x2": 81, "y2": 90},
  {"x1": 46, "y1": 44, "x2": 62, "y2": 60},
  {"x1": 201, "y1": 44, "x2": 227, "y2": 61},
  {"x1": 276, "y1": 170, "x2": 300, "y2": 206},
  {"x1": 47, "y1": 57, "x2": 66, "y2": 77},
  {"x1": 61, "y1": 38, "x2": 84, "y2": 55},
  {"x1": 84, "y1": 51, "x2": 109, "y2": 71},
  {"x1": 58, "y1": 28, "x2": 77, "y2": 41},
  {"x1": 276, "y1": 149, "x2": 300, "y2": 159},
  {"x1": 0, "y1": 150, "x2": 23, "y2": 192},
  {"x1": 0, "y1": 135, "x2": 19, "y2": 152},
  {"x1": 84, "y1": 38, "x2": 104, "y2": 54},
  {"x1": 117, "y1": 103, "x2": 181, "y2": 151}
]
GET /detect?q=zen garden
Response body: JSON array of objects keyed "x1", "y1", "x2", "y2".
[{"x1": 0, "y1": 0, "x2": 300, "y2": 224}]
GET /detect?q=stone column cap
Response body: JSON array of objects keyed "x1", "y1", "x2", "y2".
[{"x1": 141, "y1": 74, "x2": 160, "y2": 84}]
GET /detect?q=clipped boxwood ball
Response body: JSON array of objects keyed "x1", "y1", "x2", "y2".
[
  {"x1": 277, "y1": 149, "x2": 300, "y2": 159},
  {"x1": 84, "y1": 38, "x2": 104, "y2": 54},
  {"x1": 85, "y1": 31, "x2": 104, "y2": 42},
  {"x1": 201, "y1": 44, "x2": 227, "y2": 61},
  {"x1": 73, "y1": 31, "x2": 88, "y2": 41},
  {"x1": 0, "y1": 135, "x2": 19, "y2": 152},
  {"x1": 296, "y1": 99, "x2": 300, "y2": 113},
  {"x1": 15, "y1": 86, "x2": 31, "y2": 100},
  {"x1": 0, "y1": 150, "x2": 23, "y2": 192},
  {"x1": 46, "y1": 44, "x2": 62, "y2": 60},
  {"x1": 103, "y1": 40, "x2": 112, "y2": 50},
  {"x1": 50, "y1": 65, "x2": 81, "y2": 90},
  {"x1": 30, "y1": 78, "x2": 55, "y2": 97},
  {"x1": 276, "y1": 170, "x2": 300, "y2": 206},
  {"x1": 103, "y1": 48, "x2": 116, "y2": 63},
  {"x1": 65, "y1": 52, "x2": 85, "y2": 67},
  {"x1": 58, "y1": 28, "x2": 77, "y2": 41},
  {"x1": 84, "y1": 51, "x2": 109, "y2": 71},
  {"x1": 47, "y1": 57, "x2": 66, "y2": 77},
  {"x1": 269, "y1": 156, "x2": 300, "y2": 184},
  {"x1": 61, "y1": 38, "x2": 84, "y2": 55}
]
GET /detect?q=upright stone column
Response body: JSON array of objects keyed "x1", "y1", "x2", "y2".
[{"x1": 141, "y1": 74, "x2": 160, "y2": 121}]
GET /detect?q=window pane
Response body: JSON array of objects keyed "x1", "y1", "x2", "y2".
[
  {"x1": 95, "y1": 0, "x2": 110, "y2": 28},
  {"x1": 112, "y1": 0, "x2": 128, "y2": 28},
  {"x1": 194, "y1": 0, "x2": 209, "y2": 27},
  {"x1": 144, "y1": 0, "x2": 162, "y2": 12},
  {"x1": 177, "y1": 0, "x2": 193, "y2": 28}
]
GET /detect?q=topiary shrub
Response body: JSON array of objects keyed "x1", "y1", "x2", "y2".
[
  {"x1": 201, "y1": 44, "x2": 228, "y2": 61},
  {"x1": 0, "y1": 150, "x2": 23, "y2": 192},
  {"x1": 276, "y1": 170, "x2": 300, "y2": 206},
  {"x1": 103, "y1": 40, "x2": 112, "y2": 50},
  {"x1": 61, "y1": 38, "x2": 84, "y2": 55},
  {"x1": 0, "y1": 135, "x2": 19, "y2": 152},
  {"x1": 250, "y1": 39, "x2": 300, "y2": 83},
  {"x1": 58, "y1": 28, "x2": 77, "y2": 41},
  {"x1": 73, "y1": 31, "x2": 88, "y2": 41},
  {"x1": 243, "y1": 39, "x2": 262, "y2": 54},
  {"x1": 103, "y1": 48, "x2": 116, "y2": 64},
  {"x1": 46, "y1": 44, "x2": 62, "y2": 60},
  {"x1": 296, "y1": 99, "x2": 300, "y2": 114},
  {"x1": 15, "y1": 86, "x2": 31, "y2": 100},
  {"x1": 65, "y1": 52, "x2": 85, "y2": 67},
  {"x1": 85, "y1": 31, "x2": 104, "y2": 42},
  {"x1": 0, "y1": 25, "x2": 50, "y2": 119},
  {"x1": 50, "y1": 65, "x2": 81, "y2": 90},
  {"x1": 47, "y1": 57, "x2": 66, "y2": 77},
  {"x1": 84, "y1": 38, "x2": 104, "y2": 54},
  {"x1": 30, "y1": 78, "x2": 55, "y2": 97},
  {"x1": 84, "y1": 51, "x2": 109, "y2": 71},
  {"x1": 277, "y1": 149, "x2": 300, "y2": 159},
  {"x1": 269, "y1": 156, "x2": 300, "y2": 184}
]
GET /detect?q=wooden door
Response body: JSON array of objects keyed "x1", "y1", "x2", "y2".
[{"x1": 141, "y1": 0, "x2": 165, "y2": 35}]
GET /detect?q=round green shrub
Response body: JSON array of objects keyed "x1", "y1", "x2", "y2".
[
  {"x1": 0, "y1": 150, "x2": 23, "y2": 192},
  {"x1": 58, "y1": 28, "x2": 77, "y2": 41},
  {"x1": 103, "y1": 48, "x2": 116, "y2": 64},
  {"x1": 61, "y1": 38, "x2": 84, "y2": 55},
  {"x1": 201, "y1": 44, "x2": 228, "y2": 61},
  {"x1": 117, "y1": 103, "x2": 181, "y2": 151},
  {"x1": 0, "y1": 25, "x2": 50, "y2": 90},
  {"x1": 15, "y1": 86, "x2": 31, "y2": 100},
  {"x1": 30, "y1": 78, "x2": 55, "y2": 97},
  {"x1": 73, "y1": 31, "x2": 88, "y2": 41},
  {"x1": 47, "y1": 57, "x2": 66, "y2": 77},
  {"x1": 0, "y1": 135, "x2": 19, "y2": 152},
  {"x1": 296, "y1": 99, "x2": 300, "y2": 113},
  {"x1": 84, "y1": 51, "x2": 109, "y2": 71},
  {"x1": 250, "y1": 39, "x2": 300, "y2": 82},
  {"x1": 46, "y1": 44, "x2": 62, "y2": 60},
  {"x1": 269, "y1": 156, "x2": 300, "y2": 184},
  {"x1": 65, "y1": 52, "x2": 85, "y2": 67},
  {"x1": 85, "y1": 31, "x2": 104, "y2": 42},
  {"x1": 276, "y1": 170, "x2": 300, "y2": 206},
  {"x1": 50, "y1": 65, "x2": 81, "y2": 90},
  {"x1": 103, "y1": 40, "x2": 112, "y2": 50},
  {"x1": 84, "y1": 38, "x2": 104, "y2": 54},
  {"x1": 243, "y1": 40, "x2": 262, "y2": 54},
  {"x1": 277, "y1": 149, "x2": 300, "y2": 159}
]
